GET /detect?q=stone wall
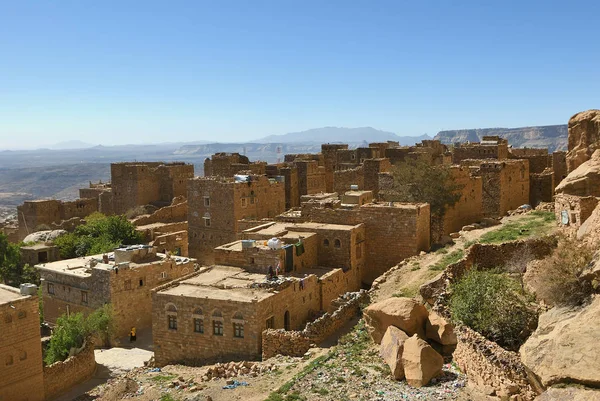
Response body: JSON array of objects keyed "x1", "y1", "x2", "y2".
[
  {"x1": 552, "y1": 151, "x2": 567, "y2": 184},
  {"x1": 0, "y1": 286, "x2": 45, "y2": 401},
  {"x1": 132, "y1": 198, "x2": 187, "y2": 226},
  {"x1": 439, "y1": 167, "x2": 483, "y2": 238},
  {"x1": 334, "y1": 166, "x2": 364, "y2": 194},
  {"x1": 261, "y1": 290, "x2": 368, "y2": 360},
  {"x1": 42, "y1": 338, "x2": 96, "y2": 401},
  {"x1": 554, "y1": 194, "x2": 599, "y2": 228},
  {"x1": 136, "y1": 221, "x2": 188, "y2": 242},
  {"x1": 452, "y1": 142, "x2": 508, "y2": 164},
  {"x1": 530, "y1": 171, "x2": 554, "y2": 207},
  {"x1": 453, "y1": 326, "x2": 539, "y2": 401},
  {"x1": 151, "y1": 230, "x2": 188, "y2": 257}
]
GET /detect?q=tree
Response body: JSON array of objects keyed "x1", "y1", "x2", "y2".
[
  {"x1": 385, "y1": 159, "x2": 464, "y2": 238},
  {"x1": 55, "y1": 213, "x2": 143, "y2": 259},
  {"x1": 0, "y1": 232, "x2": 23, "y2": 285}
]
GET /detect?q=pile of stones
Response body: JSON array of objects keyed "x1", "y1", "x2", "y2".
[{"x1": 201, "y1": 361, "x2": 276, "y2": 380}]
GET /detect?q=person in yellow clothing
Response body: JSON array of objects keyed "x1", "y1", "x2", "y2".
[{"x1": 129, "y1": 327, "x2": 136, "y2": 343}]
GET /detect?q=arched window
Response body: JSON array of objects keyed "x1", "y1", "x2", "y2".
[
  {"x1": 323, "y1": 239, "x2": 330, "y2": 247},
  {"x1": 334, "y1": 239, "x2": 341, "y2": 248},
  {"x1": 166, "y1": 303, "x2": 177, "y2": 330},
  {"x1": 232, "y1": 312, "x2": 244, "y2": 338},
  {"x1": 212, "y1": 309, "x2": 224, "y2": 336}
]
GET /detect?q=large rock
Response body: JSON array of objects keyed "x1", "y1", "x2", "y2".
[
  {"x1": 363, "y1": 297, "x2": 428, "y2": 344},
  {"x1": 555, "y1": 149, "x2": 600, "y2": 196},
  {"x1": 567, "y1": 109, "x2": 600, "y2": 173},
  {"x1": 521, "y1": 296, "x2": 600, "y2": 387},
  {"x1": 425, "y1": 311, "x2": 457, "y2": 345},
  {"x1": 23, "y1": 229, "x2": 67, "y2": 244},
  {"x1": 536, "y1": 387, "x2": 600, "y2": 401},
  {"x1": 379, "y1": 326, "x2": 409, "y2": 379},
  {"x1": 401, "y1": 334, "x2": 444, "y2": 388}
]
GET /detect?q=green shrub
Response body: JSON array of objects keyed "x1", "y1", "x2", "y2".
[
  {"x1": 430, "y1": 249, "x2": 464, "y2": 271},
  {"x1": 479, "y1": 211, "x2": 555, "y2": 244},
  {"x1": 449, "y1": 270, "x2": 537, "y2": 349}
]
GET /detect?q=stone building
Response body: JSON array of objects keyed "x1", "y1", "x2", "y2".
[
  {"x1": 110, "y1": 162, "x2": 194, "y2": 215},
  {"x1": 37, "y1": 245, "x2": 195, "y2": 338},
  {"x1": 20, "y1": 243, "x2": 60, "y2": 266},
  {"x1": 188, "y1": 175, "x2": 285, "y2": 265},
  {"x1": 17, "y1": 198, "x2": 98, "y2": 241},
  {"x1": 451, "y1": 136, "x2": 509, "y2": 164},
  {"x1": 508, "y1": 148, "x2": 551, "y2": 174},
  {"x1": 204, "y1": 153, "x2": 266, "y2": 177},
  {"x1": 152, "y1": 221, "x2": 365, "y2": 366},
  {"x1": 529, "y1": 170, "x2": 555, "y2": 207},
  {"x1": 555, "y1": 194, "x2": 599, "y2": 228},
  {"x1": 0, "y1": 284, "x2": 44, "y2": 401},
  {"x1": 552, "y1": 150, "x2": 568, "y2": 185},
  {"x1": 461, "y1": 159, "x2": 530, "y2": 217}
]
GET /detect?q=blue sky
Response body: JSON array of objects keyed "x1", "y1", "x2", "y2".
[{"x1": 0, "y1": 1, "x2": 599, "y2": 149}]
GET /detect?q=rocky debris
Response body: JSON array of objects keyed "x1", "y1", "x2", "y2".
[
  {"x1": 521, "y1": 296, "x2": 600, "y2": 387},
  {"x1": 535, "y1": 202, "x2": 554, "y2": 212},
  {"x1": 202, "y1": 361, "x2": 275, "y2": 380},
  {"x1": 461, "y1": 225, "x2": 476, "y2": 231},
  {"x1": 536, "y1": 386, "x2": 600, "y2": 401},
  {"x1": 23, "y1": 229, "x2": 66, "y2": 243},
  {"x1": 425, "y1": 311, "x2": 457, "y2": 346},
  {"x1": 556, "y1": 149, "x2": 600, "y2": 196},
  {"x1": 364, "y1": 297, "x2": 428, "y2": 343},
  {"x1": 566, "y1": 109, "x2": 600, "y2": 173},
  {"x1": 401, "y1": 335, "x2": 444, "y2": 388},
  {"x1": 379, "y1": 326, "x2": 409, "y2": 379},
  {"x1": 449, "y1": 232, "x2": 461, "y2": 239}
]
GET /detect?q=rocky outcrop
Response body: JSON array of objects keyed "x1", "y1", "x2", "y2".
[
  {"x1": 536, "y1": 386, "x2": 600, "y2": 401},
  {"x1": 425, "y1": 311, "x2": 457, "y2": 345},
  {"x1": 567, "y1": 109, "x2": 600, "y2": 173},
  {"x1": 379, "y1": 326, "x2": 409, "y2": 380},
  {"x1": 555, "y1": 149, "x2": 600, "y2": 196},
  {"x1": 401, "y1": 335, "x2": 443, "y2": 388},
  {"x1": 23, "y1": 229, "x2": 67, "y2": 243},
  {"x1": 363, "y1": 297, "x2": 428, "y2": 344},
  {"x1": 521, "y1": 296, "x2": 600, "y2": 387}
]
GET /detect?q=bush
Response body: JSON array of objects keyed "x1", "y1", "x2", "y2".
[
  {"x1": 527, "y1": 236, "x2": 595, "y2": 307},
  {"x1": 449, "y1": 269, "x2": 538, "y2": 349},
  {"x1": 44, "y1": 304, "x2": 115, "y2": 364},
  {"x1": 55, "y1": 213, "x2": 143, "y2": 258}
]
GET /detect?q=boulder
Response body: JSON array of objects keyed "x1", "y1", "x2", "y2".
[
  {"x1": 379, "y1": 326, "x2": 409, "y2": 379},
  {"x1": 419, "y1": 274, "x2": 445, "y2": 306},
  {"x1": 23, "y1": 229, "x2": 67, "y2": 244},
  {"x1": 521, "y1": 296, "x2": 600, "y2": 387},
  {"x1": 566, "y1": 109, "x2": 600, "y2": 173},
  {"x1": 555, "y1": 149, "x2": 600, "y2": 196},
  {"x1": 401, "y1": 334, "x2": 444, "y2": 388},
  {"x1": 425, "y1": 311, "x2": 457, "y2": 345},
  {"x1": 536, "y1": 386, "x2": 600, "y2": 401},
  {"x1": 363, "y1": 297, "x2": 428, "y2": 344}
]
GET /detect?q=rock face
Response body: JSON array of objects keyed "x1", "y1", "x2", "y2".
[
  {"x1": 567, "y1": 109, "x2": 600, "y2": 173},
  {"x1": 23, "y1": 229, "x2": 67, "y2": 244},
  {"x1": 363, "y1": 297, "x2": 428, "y2": 344},
  {"x1": 536, "y1": 387, "x2": 600, "y2": 401},
  {"x1": 379, "y1": 326, "x2": 409, "y2": 379},
  {"x1": 425, "y1": 311, "x2": 457, "y2": 345},
  {"x1": 401, "y1": 335, "x2": 444, "y2": 388},
  {"x1": 521, "y1": 296, "x2": 600, "y2": 387},
  {"x1": 555, "y1": 149, "x2": 600, "y2": 196}
]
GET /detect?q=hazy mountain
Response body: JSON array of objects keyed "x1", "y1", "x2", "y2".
[
  {"x1": 47, "y1": 140, "x2": 95, "y2": 150},
  {"x1": 256, "y1": 127, "x2": 431, "y2": 145},
  {"x1": 434, "y1": 125, "x2": 568, "y2": 152}
]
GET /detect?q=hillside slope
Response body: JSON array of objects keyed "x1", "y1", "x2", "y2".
[{"x1": 434, "y1": 125, "x2": 567, "y2": 152}]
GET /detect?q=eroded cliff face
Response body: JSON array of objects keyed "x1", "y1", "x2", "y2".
[{"x1": 567, "y1": 109, "x2": 600, "y2": 173}]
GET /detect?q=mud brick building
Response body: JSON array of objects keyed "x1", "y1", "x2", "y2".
[
  {"x1": 37, "y1": 245, "x2": 195, "y2": 338},
  {"x1": 152, "y1": 220, "x2": 365, "y2": 366},
  {"x1": 0, "y1": 284, "x2": 44, "y2": 401},
  {"x1": 451, "y1": 136, "x2": 509, "y2": 164},
  {"x1": 462, "y1": 159, "x2": 530, "y2": 217},
  {"x1": 508, "y1": 148, "x2": 551, "y2": 174},
  {"x1": 188, "y1": 175, "x2": 285, "y2": 265},
  {"x1": 17, "y1": 198, "x2": 98, "y2": 240},
  {"x1": 20, "y1": 243, "x2": 60, "y2": 266}
]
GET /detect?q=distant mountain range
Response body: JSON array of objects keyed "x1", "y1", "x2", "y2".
[
  {"x1": 434, "y1": 125, "x2": 568, "y2": 152},
  {"x1": 255, "y1": 127, "x2": 431, "y2": 145}
]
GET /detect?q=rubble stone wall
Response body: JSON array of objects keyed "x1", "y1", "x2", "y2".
[{"x1": 43, "y1": 339, "x2": 96, "y2": 401}]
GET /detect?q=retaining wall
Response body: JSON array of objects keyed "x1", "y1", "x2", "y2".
[{"x1": 43, "y1": 339, "x2": 96, "y2": 400}]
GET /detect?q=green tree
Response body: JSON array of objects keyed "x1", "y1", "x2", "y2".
[
  {"x1": 55, "y1": 213, "x2": 143, "y2": 258},
  {"x1": 386, "y1": 159, "x2": 464, "y2": 237},
  {"x1": 449, "y1": 269, "x2": 538, "y2": 349},
  {"x1": 85, "y1": 304, "x2": 114, "y2": 346},
  {"x1": 0, "y1": 232, "x2": 23, "y2": 285}
]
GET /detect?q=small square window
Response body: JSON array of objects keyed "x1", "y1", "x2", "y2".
[
  {"x1": 266, "y1": 316, "x2": 275, "y2": 329},
  {"x1": 139, "y1": 279, "x2": 144, "y2": 287},
  {"x1": 204, "y1": 197, "x2": 210, "y2": 207},
  {"x1": 204, "y1": 218, "x2": 211, "y2": 227},
  {"x1": 160, "y1": 272, "x2": 167, "y2": 279},
  {"x1": 233, "y1": 323, "x2": 244, "y2": 338},
  {"x1": 48, "y1": 283, "x2": 55, "y2": 295},
  {"x1": 241, "y1": 198, "x2": 247, "y2": 207},
  {"x1": 194, "y1": 318, "x2": 204, "y2": 333}
]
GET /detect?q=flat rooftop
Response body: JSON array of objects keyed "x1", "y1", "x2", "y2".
[
  {"x1": 21, "y1": 243, "x2": 55, "y2": 251},
  {"x1": 0, "y1": 285, "x2": 25, "y2": 304},
  {"x1": 246, "y1": 221, "x2": 360, "y2": 237},
  {"x1": 158, "y1": 266, "x2": 276, "y2": 302}
]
